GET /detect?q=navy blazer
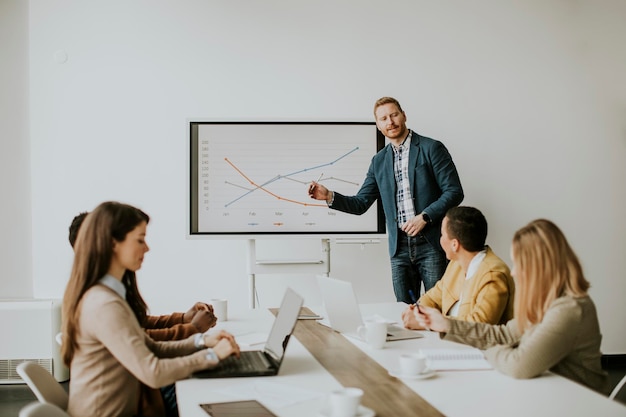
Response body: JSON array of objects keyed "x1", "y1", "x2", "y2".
[{"x1": 331, "y1": 131, "x2": 464, "y2": 257}]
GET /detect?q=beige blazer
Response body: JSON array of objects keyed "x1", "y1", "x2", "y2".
[
  {"x1": 68, "y1": 285, "x2": 214, "y2": 417},
  {"x1": 444, "y1": 296, "x2": 610, "y2": 395}
]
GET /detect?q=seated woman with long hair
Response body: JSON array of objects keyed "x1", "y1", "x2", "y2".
[
  {"x1": 415, "y1": 219, "x2": 610, "y2": 394},
  {"x1": 62, "y1": 201, "x2": 240, "y2": 417}
]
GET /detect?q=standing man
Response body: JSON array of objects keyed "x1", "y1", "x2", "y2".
[{"x1": 308, "y1": 97, "x2": 463, "y2": 303}]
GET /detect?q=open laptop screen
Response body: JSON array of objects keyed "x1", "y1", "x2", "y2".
[{"x1": 264, "y1": 287, "x2": 303, "y2": 362}]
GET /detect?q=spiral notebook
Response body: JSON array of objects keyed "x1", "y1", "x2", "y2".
[{"x1": 419, "y1": 348, "x2": 492, "y2": 371}]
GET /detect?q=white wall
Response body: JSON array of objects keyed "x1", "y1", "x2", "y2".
[
  {"x1": 0, "y1": 0, "x2": 31, "y2": 297},
  {"x1": 1, "y1": 0, "x2": 625, "y2": 353}
]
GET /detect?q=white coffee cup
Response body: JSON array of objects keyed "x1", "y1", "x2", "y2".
[
  {"x1": 210, "y1": 298, "x2": 228, "y2": 322},
  {"x1": 399, "y1": 352, "x2": 428, "y2": 375},
  {"x1": 328, "y1": 387, "x2": 363, "y2": 417},
  {"x1": 357, "y1": 320, "x2": 387, "y2": 349}
]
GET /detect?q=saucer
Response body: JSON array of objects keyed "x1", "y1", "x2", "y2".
[
  {"x1": 318, "y1": 405, "x2": 376, "y2": 417},
  {"x1": 388, "y1": 367, "x2": 436, "y2": 380}
]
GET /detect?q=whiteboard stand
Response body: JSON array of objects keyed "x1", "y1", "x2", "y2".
[{"x1": 246, "y1": 239, "x2": 330, "y2": 308}]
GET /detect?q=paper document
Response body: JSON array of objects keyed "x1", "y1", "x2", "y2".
[{"x1": 420, "y1": 348, "x2": 493, "y2": 371}]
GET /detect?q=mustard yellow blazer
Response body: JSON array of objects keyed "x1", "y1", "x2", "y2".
[{"x1": 419, "y1": 246, "x2": 514, "y2": 324}]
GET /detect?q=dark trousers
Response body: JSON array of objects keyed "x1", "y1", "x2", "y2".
[{"x1": 160, "y1": 384, "x2": 179, "y2": 417}]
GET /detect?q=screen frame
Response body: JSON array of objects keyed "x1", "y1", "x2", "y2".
[{"x1": 189, "y1": 120, "x2": 387, "y2": 239}]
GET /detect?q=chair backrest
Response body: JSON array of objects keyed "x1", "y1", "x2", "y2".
[
  {"x1": 609, "y1": 373, "x2": 626, "y2": 401},
  {"x1": 19, "y1": 401, "x2": 70, "y2": 417},
  {"x1": 16, "y1": 362, "x2": 69, "y2": 410}
]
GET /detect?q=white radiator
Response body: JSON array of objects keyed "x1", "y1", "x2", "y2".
[{"x1": 0, "y1": 299, "x2": 69, "y2": 383}]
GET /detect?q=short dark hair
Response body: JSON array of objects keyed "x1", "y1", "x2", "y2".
[
  {"x1": 445, "y1": 206, "x2": 488, "y2": 252},
  {"x1": 68, "y1": 212, "x2": 89, "y2": 248}
]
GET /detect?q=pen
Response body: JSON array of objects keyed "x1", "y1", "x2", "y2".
[
  {"x1": 409, "y1": 289, "x2": 428, "y2": 330},
  {"x1": 408, "y1": 289, "x2": 418, "y2": 306},
  {"x1": 309, "y1": 173, "x2": 324, "y2": 191}
]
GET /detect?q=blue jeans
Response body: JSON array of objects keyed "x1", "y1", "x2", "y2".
[{"x1": 390, "y1": 231, "x2": 448, "y2": 304}]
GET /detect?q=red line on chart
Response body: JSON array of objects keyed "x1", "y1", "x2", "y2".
[{"x1": 224, "y1": 158, "x2": 327, "y2": 208}]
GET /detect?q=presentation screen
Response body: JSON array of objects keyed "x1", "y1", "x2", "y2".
[{"x1": 189, "y1": 121, "x2": 386, "y2": 237}]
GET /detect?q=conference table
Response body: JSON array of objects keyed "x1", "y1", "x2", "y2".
[{"x1": 176, "y1": 302, "x2": 625, "y2": 417}]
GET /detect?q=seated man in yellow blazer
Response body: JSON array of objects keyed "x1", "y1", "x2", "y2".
[{"x1": 402, "y1": 206, "x2": 514, "y2": 329}]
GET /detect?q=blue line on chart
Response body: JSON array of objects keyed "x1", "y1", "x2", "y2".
[
  {"x1": 224, "y1": 147, "x2": 359, "y2": 208},
  {"x1": 226, "y1": 175, "x2": 281, "y2": 206},
  {"x1": 283, "y1": 147, "x2": 359, "y2": 178}
]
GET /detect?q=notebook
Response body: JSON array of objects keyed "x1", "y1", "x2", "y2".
[
  {"x1": 418, "y1": 348, "x2": 492, "y2": 371},
  {"x1": 193, "y1": 287, "x2": 304, "y2": 378},
  {"x1": 316, "y1": 276, "x2": 423, "y2": 341}
]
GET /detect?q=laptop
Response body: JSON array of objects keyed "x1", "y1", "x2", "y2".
[
  {"x1": 193, "y1": 287, "x2": 304, "y2": 378},
  {"x1": 316, "y1": 276, "x2": 423, "y2": 341}
]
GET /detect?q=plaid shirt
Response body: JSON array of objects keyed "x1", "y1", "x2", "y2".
[{"x1": 393, "y1": 130, "x2": 416, "y2": 227}]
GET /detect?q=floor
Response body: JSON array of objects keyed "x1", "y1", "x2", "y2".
[
  {"x1": 0, "y1": 380, "x2": 68, "y2": 417},
  {"x1": 1, "y1": 368, "x2": 624, "y2": 416}
]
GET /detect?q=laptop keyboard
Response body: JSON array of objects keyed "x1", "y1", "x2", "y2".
[{"x1": 217, "y1": 351, "x2": 273, "y2": 372}]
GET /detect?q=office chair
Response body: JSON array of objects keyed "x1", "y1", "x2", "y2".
[
  {"x1": 16, "y1": 362, "x2": 69, "y2": 410},
  {"x1": 19, "y1": 401, "x2": 70, "y2": 417},
  {"x1": 609, "y1": 373, "x2": 626, "y2": 401}
]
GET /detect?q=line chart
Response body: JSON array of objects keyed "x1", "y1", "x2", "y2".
[{"x1": 222, "y1": 147, "x2": 359, "y2": 208}]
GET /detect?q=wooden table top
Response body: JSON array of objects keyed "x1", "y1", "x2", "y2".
[{"x1": 271, "y1": 307, "x2": 444, "y2": 417}]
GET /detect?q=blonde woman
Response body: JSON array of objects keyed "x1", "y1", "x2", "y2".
[{"x1": 415, "y1": 219, "x2": 609, "y2": 394}]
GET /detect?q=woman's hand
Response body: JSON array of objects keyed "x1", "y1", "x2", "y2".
[
  {"x1": 414, "y1": 305, "x2": 451, "y2": 333},
  {"x1": 203, "y1": 330, "x2": 239, "y2": 357},
  {"x1": 212, "y1": 337, "x2": 240, "y2": 360}
]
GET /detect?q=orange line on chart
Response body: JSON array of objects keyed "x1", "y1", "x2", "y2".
[{"x1": 225, "y1": 158, "x2": 327, "y2": 207}]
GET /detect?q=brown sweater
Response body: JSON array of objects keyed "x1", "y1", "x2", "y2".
[
  {"x1": 145, "y1": 312, "x2": 199, "y2": 340},
  {"x1": 67, "y1": 285, "x2": 216, "y2": 417},
  {"x1": 140, "y1": 314, "x2": 199, "y2": 416}
]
